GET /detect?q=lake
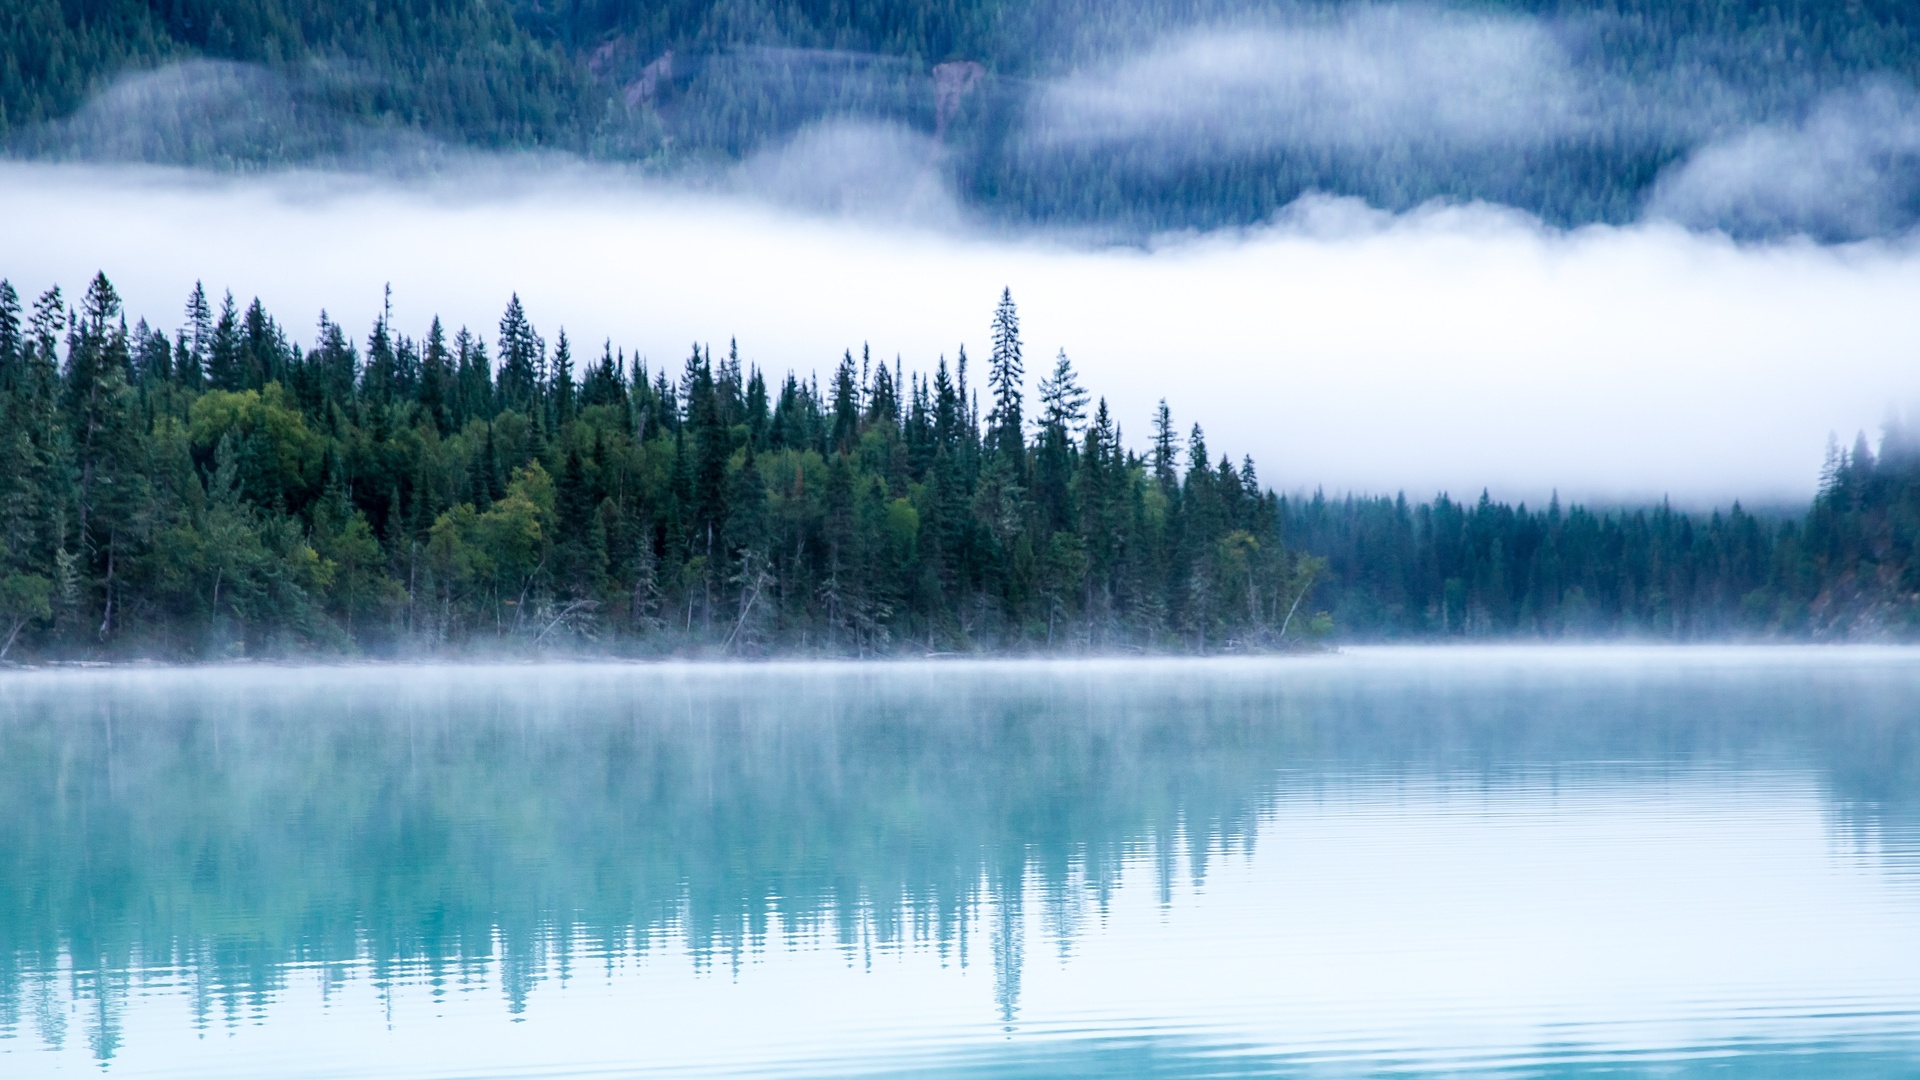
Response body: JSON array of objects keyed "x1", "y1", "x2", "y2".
[{"x1": 3, "y1": 648, "x2": 1919, "y2": 1078}]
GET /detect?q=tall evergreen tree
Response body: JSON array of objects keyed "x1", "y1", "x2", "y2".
[
  {"x1": 419, "y1": 317, "x2": 453, "y2": 432},
  {"x1": 180, "y1": 282, "x2": 211, "y2": 390},
  {"x1": 987, "y1": 288, "x2": 1024, "y2": 468},
  {"x1": 496, "y1": 294, "x2": 541, "y2": 413},
  {"x1": 550, "y1": 329, "x2": 577, "y2": 428}
]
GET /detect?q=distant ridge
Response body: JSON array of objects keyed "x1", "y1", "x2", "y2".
[{"x1": 6, "y1": 0, "x2": 1920, "y2": 236}]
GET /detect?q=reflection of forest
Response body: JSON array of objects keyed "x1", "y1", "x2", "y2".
[{"x1": 1, "y1": 657, "x2": 1917, "y2": 1059}]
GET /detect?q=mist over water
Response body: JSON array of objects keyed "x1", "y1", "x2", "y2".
[
  {"x1": 6, "y1": 7, "x2": 1920, "y2": 1071},
  {"x1": 3, "y1": 652, "x2": 1919, "y2": 1077}
]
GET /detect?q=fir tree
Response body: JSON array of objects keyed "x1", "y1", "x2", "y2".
[
  {"x1": 987, "y1": 288, "x2": 1024, "y2": 467},
  {"x1": 496, "y1": 294, "x2": 541, "y2": 413}
]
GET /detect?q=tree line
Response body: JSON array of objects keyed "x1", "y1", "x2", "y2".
[
  {"x1": 4, "y1": 272, "x2": 1915, "y2": 659},
  {"x1": 1286, "y1": 428, "x2": 1920, "y2": 639},
  {"x1": 0, "y1": 275, "x2": 1326, "y2": 658}
]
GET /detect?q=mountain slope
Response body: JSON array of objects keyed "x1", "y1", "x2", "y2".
[{"x1": 6, "y1": 0, "x2": 1920, "y2": 234}]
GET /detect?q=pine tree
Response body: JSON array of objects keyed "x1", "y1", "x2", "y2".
[
  {"x1": 581, "y1": 340, "x2": 627, "y2": 410},
  {"x1": 0, "y1": 280, "x2": 21, "y2": 390},
  {"x1": 363, "y1": 306, "x2": 398, "y2": 406},
  {"x1": 181, "y1": 282, "x2": 212, "y2": 390},
  {"x1": 831, "y1": 350, "x2": 860, "y2": 452},
  {"x1": 313, "y1": 314, "x2": 357, "y2": 408},
  {"x1": 496, "y1": 294, "x2": 541, "y2": 413},
  {"x1": 550, "y1": 329, "x2": 576, "y2": 428},
  {"x1": 419, "y1": 317, "x2": 453, "y2": 432},
  {"x1": 744, "y1": 365, "x2": 769, "y2": 450},
  {"x1": 1033, "y1": 349, "x2": 1086, "y2": 534},
  {"x1": 1036, "y1": 350, "x2": 1087, "y2": 435},
  {"x1": 240, "y1": 298, "x2": 282, "y2": 388},
  {"x1": 208, "y1": 291, "x2": 243, "y2": 391},
  {"x1": 65, "y1": 274, "x2": 144, "y2": 642},
  {"x1": 1151, "y1": 401, "x2": 1177, "y2": 491},
  {"x1": 454, "y1": 327, "x2": 493, "y2": 425},
  {"x1": 986, "y1": 288, "x2": 1024, "y2": 467}
]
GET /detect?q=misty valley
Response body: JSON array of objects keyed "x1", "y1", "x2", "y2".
[
  {"x1": 10, "y1": 0, "x2": 1920, "y2": 239},
  {"x1": 7, "y1": 0, "x2": 1920, "y2": 1077}
]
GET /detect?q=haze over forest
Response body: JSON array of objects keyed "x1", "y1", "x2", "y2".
[
  {"x1": 6, "y1": 1, "x2": 1920, "y2": 500},
  {"x1": 11, "y1": 0, "x2": 1920, "y2": 238},
  {"x1": 2, "y1": 0, "x2": 1920, "y2": 653}
]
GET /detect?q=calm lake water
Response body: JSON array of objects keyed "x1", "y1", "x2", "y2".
[{"x1": 3, "y1": 648, "x2": 1920, "y2": 1078}]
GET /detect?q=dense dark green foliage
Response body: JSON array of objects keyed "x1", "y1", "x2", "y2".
[
  {"x1": 1286, "y1": 435, "x2": 1920, "y2": 639},
  {"x1": 0, "y1": 273, "x2": 1324, "y2": 658},
  {"x1": 0, "y1": 0, "x2": 608, "y2": 159},
  {"x1": 6, "y1": 0, "x2": 1920, "y2": 230},
  {"x1": 1, "y1": 272, "x2": 1914, "y2": 659}
]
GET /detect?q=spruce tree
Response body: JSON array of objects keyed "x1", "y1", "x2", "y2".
[
  {"x1": 986, "y1": 288, "x2": 1024, "y2": 466},
  {"x1": 831, "y1": 350, "x2": 860, "y2": 452},
  {"x1": 181, "y1": 282, "x2": 211, "y2": 390},
  {"x1": 208, "y1": 291, "x2": 242, "y2": 391},
  {"x1": 496, "y1": 294, "x2": 540, "y2": 413},
  {"x1": 0, "y1": 280, "x2": 21, "y2": 389},
  {"x1": 550, "y1": 329, "x2": 576, "y2": 428},
  {"x1": 419, "y1": 317, "x2": 453, "y2": 432},
  {"x1": 1151, "y1": 401, "x2": 1177, "y2": 490},
  {"x1": 363, "y1": 308, "x2": 398, "y2": 406}
]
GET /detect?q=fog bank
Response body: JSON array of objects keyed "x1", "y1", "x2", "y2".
[{"x1": 3, "y1": 160, "x2": 1918, "y2": 506}]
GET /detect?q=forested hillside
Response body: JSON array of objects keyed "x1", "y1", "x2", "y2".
[
  {"x1": 7, "y1": 0, "x2": 1920, "y2": 232},
  {"x1": 0, "y1": 273, "x2": 1914, "y2": 660},
  {"x1": 0, "y1": 0, "x2": 603, "y2": 153}
]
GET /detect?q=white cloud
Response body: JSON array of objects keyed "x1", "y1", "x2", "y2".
[
  {"x1": 1647, "y1": 83, "x2": 1920, "y2": 241},
  {"x1": 3, "y1": 162, "x2": 1918, "y2": 508},
  {"x1": 21, "y1": 59, "x2": 442, "y2": 167},
  {"x1": 731, "y1": 119, "x2": 961, "y2": 226},
  {"x1": 1025, "y1": 9, "x2": 1592, "y2": 161}
]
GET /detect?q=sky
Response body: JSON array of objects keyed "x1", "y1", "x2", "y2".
[{"x1": 5, "y1": 157, "x2": 1918, "y2": 507}]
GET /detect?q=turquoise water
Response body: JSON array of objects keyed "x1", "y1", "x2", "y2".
[{"x1": 3, "y1": 648, "x2": 1919, "y2": 1078}]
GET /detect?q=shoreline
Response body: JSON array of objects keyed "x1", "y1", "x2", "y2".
[{"x1": 7, "y1": 640, "x2": 1920, "y2": 676}]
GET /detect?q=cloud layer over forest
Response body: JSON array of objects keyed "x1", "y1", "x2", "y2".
[
  {"x1": 5, "y1": 4, "x2": 1920, "y2": 507},
  {"x1": 4, "y1": 160, "x2": 1917, "y2": 507},
  {"x1": 15, "y1": 3, "x2": 1920, "y2": 239},
  {"x1": 1026, "y1": 11, "x2": 1597, "y2": 157},
  {"x1": 1014, "y1": 7, "x2": 1920, "y2": 240}
]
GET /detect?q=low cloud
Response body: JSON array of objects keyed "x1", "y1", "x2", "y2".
[
  {"x1": 4, "y1": 162, "x2": 1919, "y2": 508},
  {"x1": 1025, "y1": 9, "x2": 1592, "y2": 161},
  {"x1": 1646, "y1": 83, "x2": 1920, "y2": 241},
  {"x1": 732, "y1": 119, "x2": 962, "y2": 226},
  {"x1": 17, "y1": 17, "x2": 1920, "y2": 241},
  {"x1": 14, "y1": 59, "x2": 443, "y2": 169},
  {"x1": 1004, "y1": 6, "x2": 1774, "y2": 230}
]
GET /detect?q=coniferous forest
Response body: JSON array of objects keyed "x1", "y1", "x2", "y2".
[
  {"x1": 0, "y1": 273, "x2": 1915, "y2": 660},
  {"x1": 8, "y1": 0, "x2": 1920, "y2": 235}
]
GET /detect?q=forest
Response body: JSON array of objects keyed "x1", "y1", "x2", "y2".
[
  {"x1": 7, "y1": 0, "x2": 1920, "y2": 234},
  {"x1": 0, "y1": 272, "x2": 1915, "y2": 660}
]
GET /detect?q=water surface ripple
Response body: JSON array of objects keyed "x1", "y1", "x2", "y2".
[{"x1": 2, "y1": 647, "x2": 1918, "y2": 1077}]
